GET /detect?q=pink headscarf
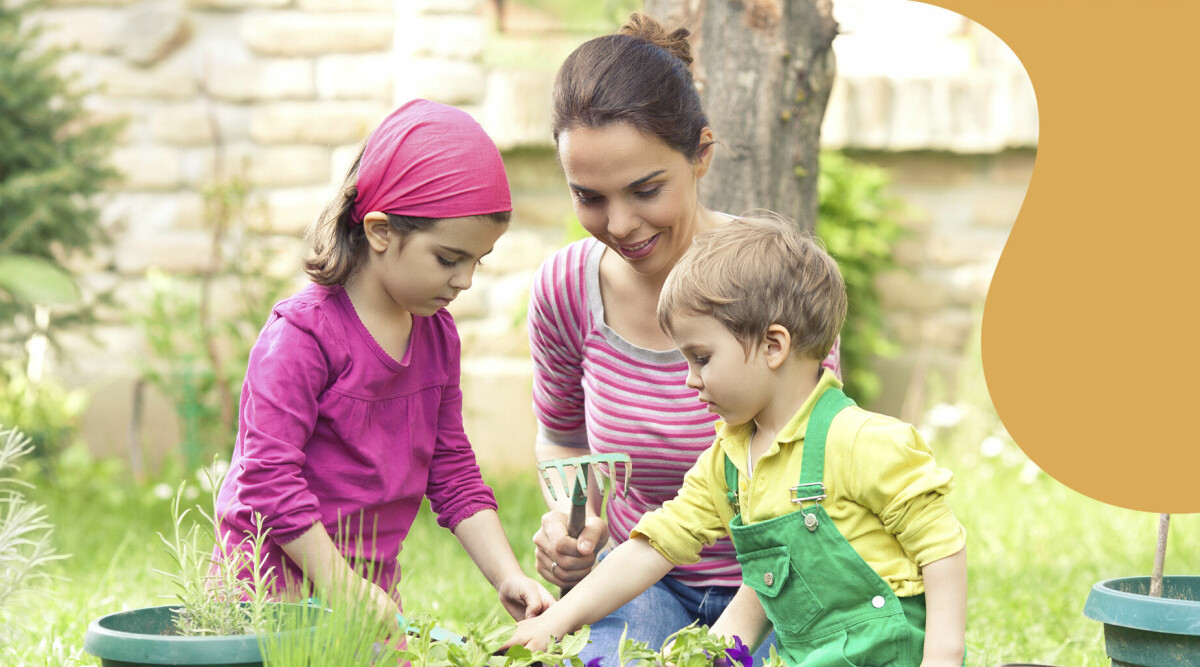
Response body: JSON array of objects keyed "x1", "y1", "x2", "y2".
[{"x1": 351, "y1": 99, "x2": 511, "y2": 223}]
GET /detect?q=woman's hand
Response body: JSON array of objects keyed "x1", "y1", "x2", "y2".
[
  {"x1": 497, "y1": 575, "x2": 557, "y2": 620},
  {"x1": 532, "y1": 509, "x2": 609, "y2": 589}
]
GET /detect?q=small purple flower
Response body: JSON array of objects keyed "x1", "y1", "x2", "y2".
[
  {"x1": 724, "y1": 635, "x2": 752, "y2": 667},
  {"x1": 584, "y1": 658, "x2": 603, "y2": 667}
]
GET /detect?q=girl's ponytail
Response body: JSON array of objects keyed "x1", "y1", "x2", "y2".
[{"x1": 304, "y1": 148, "x2": 367, "y2": 286}]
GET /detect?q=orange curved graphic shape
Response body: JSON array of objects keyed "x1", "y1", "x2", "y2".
[{"x1": 923, "y1": 0, "x2": 1200, "y2": 512}]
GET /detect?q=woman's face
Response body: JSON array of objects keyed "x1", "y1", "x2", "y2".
[{"x1": 558, "y1": 123, "x2": 713, "y2": 278}]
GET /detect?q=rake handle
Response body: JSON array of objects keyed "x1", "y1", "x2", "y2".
[
  {"x1": 560, "y1": 488, "x2": 588, "y2": 597},
  {"x1": 567, "y1": 499, "x2": 587, "y2": 539},
  {"x1": 556, "y1": 503, "x2": 585, "y2": 597}
]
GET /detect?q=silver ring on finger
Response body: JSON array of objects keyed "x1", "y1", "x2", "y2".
[{"x1": 551, "y1": 561, "x2": 558, "y2": 575}]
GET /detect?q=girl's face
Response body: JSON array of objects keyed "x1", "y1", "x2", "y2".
[
  {"x1": 669, "y1": 311, "x2": 772, "y2": 428},
  {"x1": 558, "y1": 123, "x2": 714, "y2": 279},
  {"x1": 367, "y1": 214, "x2": 508, "y2": 317}
]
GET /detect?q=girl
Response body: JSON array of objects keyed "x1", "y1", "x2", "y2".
[
  {"x1": 528, "y1": 13, "x2": 841, "y2": 665},
  {"x1": 215, "y1": 99, "x2": 554, "y2": 627}
]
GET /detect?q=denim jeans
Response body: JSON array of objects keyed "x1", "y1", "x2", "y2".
[{"x1": 578, "y1": 555, "x2": 778, "y2": 666}]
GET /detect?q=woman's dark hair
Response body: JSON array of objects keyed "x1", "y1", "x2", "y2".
[
  {"x1": 552, "y1": 12, "x2": 709, "y2": 161},
  {"x1": 304, "y1": 145, "x2": 510, "y2": 286}
]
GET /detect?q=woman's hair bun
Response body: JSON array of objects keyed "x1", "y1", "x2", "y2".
[{"x1": 618, "y1": 12, "x2": 693, "y2": 67}]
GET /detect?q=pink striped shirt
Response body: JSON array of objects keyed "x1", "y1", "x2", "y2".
[{"x1": 529, "y1": 238, "x2": 841, "y2": 586}]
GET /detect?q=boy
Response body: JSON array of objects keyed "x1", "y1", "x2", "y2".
[{"x1": 509, "y1": 215, "x2": 967, "y2": 666}]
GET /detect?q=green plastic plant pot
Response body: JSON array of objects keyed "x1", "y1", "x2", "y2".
[
  {"x1": 1083, "y1": 575, "x2": 1200, "y2": 667},
  {"x1": 83, "y1": 604, "x2": 325, "y2": 667}
]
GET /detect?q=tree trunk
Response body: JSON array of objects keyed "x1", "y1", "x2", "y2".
[{"x1": 643, "y1": 0, "x2": 838, "y2": 231}]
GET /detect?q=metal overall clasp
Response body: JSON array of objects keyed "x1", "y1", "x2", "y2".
[{"x1": 790, "y1": 482, "x2": 826, "y2": 532}]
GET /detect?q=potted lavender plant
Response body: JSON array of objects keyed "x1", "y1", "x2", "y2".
[{"x1": 83, "y1": 471, "x2": 331, "y2": 667}]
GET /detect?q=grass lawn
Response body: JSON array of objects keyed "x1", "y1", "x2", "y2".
[{"x1": 10, "y1": 439, "x2": 1199, "y2": 665}]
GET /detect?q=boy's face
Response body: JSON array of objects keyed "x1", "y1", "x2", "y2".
[{"x1": 670, "y1": 312, "x2": 773, "y2": 427}]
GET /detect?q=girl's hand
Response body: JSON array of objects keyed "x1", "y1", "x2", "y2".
[
  {"x1": 532, "y1": 510, "x2": 609, "y2": 589},
  {"x1": 497, "y1": 575, "x2": 556, "y2": 620},
  {"x1": 349, "y1": 575, "x2": 404, "y2": 640}
]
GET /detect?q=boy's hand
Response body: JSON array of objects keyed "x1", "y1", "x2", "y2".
[
  {"x1": 533, "y1": 510, "x2": 609, "y2": 588},
  {"x1": 498, "y1": 575, "x2": 556, "y2": 620},
  {"x1": 502, "y1": 614, "x2": 565, "y2": 653}
]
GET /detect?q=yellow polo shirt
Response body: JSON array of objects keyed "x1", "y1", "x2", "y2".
[{"x1": 631, "y1": 372, "x2": 966, "y2": 597}]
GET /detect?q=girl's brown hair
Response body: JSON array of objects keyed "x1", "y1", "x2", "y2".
[
  {"x1": 552, "y1": 12, "x2": 709, "y2": 161},
  {"x1": 303, "y1": 145, "x2": 510, "y2": 286}
]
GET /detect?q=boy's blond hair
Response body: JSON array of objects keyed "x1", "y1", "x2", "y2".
[{"x1": 657, "y1": 213, "x2": 847, "y2": 360}]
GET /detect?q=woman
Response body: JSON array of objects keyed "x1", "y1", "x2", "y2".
[{"x1": 527, "y1": 13, "x2": 841, "y2": 664}]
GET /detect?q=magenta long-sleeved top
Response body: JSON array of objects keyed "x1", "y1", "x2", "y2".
[{"x1": 215, "y1": 283, "x2": 497, "y2": 599}]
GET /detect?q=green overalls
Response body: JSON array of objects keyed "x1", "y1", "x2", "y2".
[{"x1": 725, "y1": 387, "x2": 926, "y2": 666}]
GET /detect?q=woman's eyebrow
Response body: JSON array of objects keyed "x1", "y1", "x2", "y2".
[
  {"x1": 627, "y1": 169, "x2": 666, "y2": 188},
  {"x1": 569, "y1": 169, "x2": 668, "y2": 193}
]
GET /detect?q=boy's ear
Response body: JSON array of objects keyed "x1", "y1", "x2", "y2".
[
  {"x1": 763, "y1": 324, "x2": 792, "y2": 370},
  {"x1": 362, "y1": 211, "x2": 392, "y2": 252}
]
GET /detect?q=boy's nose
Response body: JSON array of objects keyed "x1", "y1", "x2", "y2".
[{"x1": 685, "y1": 369, "x2": 702, "y2": 390}]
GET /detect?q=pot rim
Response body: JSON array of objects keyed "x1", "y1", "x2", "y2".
[
  {"x1": 1083, "y1": 575, "x2": 1200, "y2": 636},
  {"x1": 83, "y1": 603, "x2": 322, "y2": 664}
]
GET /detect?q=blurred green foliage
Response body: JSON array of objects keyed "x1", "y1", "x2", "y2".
[
  {"x1": 0, "y1": 361, "x2": 87, "y2": 461},
  {"x1": 0, "y1": 0, "x2": 122, "y2": 347},
  {"x1": 504, "y1": 0, "x2": 639, "y2": 32},
  {"x1": 130, "y1": 173, "x2": 294, "y2": 471},
  {"x1": 816, "y1": 151, "x2": 907, "y2": 405},
  {"x1": 0, "y1": 0, "x2": 118, "y2": 463}
]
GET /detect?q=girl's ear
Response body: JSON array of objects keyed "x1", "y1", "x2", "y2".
[
  {"x1": 362, "y1": 212, "x2": 392, "y2": 252},
  {"x1": 763, "y1": 324, "x2": 792, "y2": 370},
  {"x1": 694, "y1": 127, "x2": 716, "y2": 179}
]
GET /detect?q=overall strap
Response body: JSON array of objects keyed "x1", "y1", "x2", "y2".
[{"x1": 798, "y1": 387, "x2": 857, "y2": 486}]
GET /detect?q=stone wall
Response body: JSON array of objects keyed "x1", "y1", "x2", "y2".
[
  {"x1": 29, "y1": 0, "x2": 1036, "y2": 476},
  {"x1": 854, "y1": 148, "x2": 1033, "y2": 424}
]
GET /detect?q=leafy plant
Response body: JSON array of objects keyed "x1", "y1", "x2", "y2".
[
  {"x1": 264, "y1": 574, "x2": 593, "y2": 666},
  {"x1": 0, "y1": 0, "x2": 122, "y2": 350},
  {"x1": 491, "y1": 625, "x2": 591, "y2": 667},
  {"x1": 816, "y1": 151, "x2": 907, "y2": 405},
  {"x1": 0, "y1": 255, "x2": 79, "y2": 307},
  {"x1": 151, "y1": 463, "x2": 575, "y2": 666},
  {"x1": 0, "y1": 424, "x2": 66, "y2": 659},
  {"x1": 617, "y1": 623, "x2": 786, "y2": 667},
  {"x1": 155, "y1": 464, "x2": 278, "y2": 636}
]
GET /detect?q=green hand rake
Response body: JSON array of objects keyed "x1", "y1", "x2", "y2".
[{"x1": 537, "y1": 452, "x2": 632, "y2": 596}]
